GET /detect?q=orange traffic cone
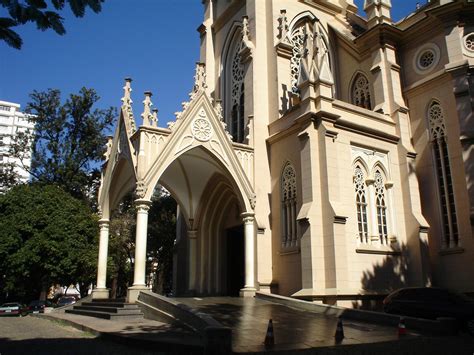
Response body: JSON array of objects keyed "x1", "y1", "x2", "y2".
[
  {"x1": 335, "y1": 317, "x2": 344, "y2": 342},
  {"x1": 398, "y1": 317, "x2": 407, "y2": 336},
  {"x1": 264, "y1": 319, "x2": 275, "y2": 347}
]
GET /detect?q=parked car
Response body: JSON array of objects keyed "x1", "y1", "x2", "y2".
[
  {"x1": 383, "y1": 287, "x2": 474, "y2": 334},
  {"x1": 27, "y1": 300, "x2": 52, "y2": 314},
  {"x1": 56, "y1": 296, "x2": 77, "y2": 307},
  {"x1": 0, "y1": 303, "x2": 26, "y2": 317}
]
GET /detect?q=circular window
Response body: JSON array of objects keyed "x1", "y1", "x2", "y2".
[
  {"x1": 413, "y1": 43, "x2": 440, "y2": 75},
  {"x1": 463, "y1": 33, "x2": 474, "y2": 57},
  {"x1": 419, "y1": 50, "x2": 435, "y2": 68}
]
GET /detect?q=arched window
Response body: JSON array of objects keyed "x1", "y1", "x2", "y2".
[
  {"x1": 354, "y1": 165, "x2": 369, "y2": 244},
  {"x1": 374, "y1": 170, "x2": 388, "y2": 245},
  {"x1": 225, "y1": 34, "x2": 246, "y2": 143},
  {"x1": 281, "y1": 163, "x2": 297, "y2": 248},
  {"x1": 351, "y1": 73, "x2": 371, "y2": 110},
  {"x1": 428, "y1": 101, "x2": 458, "y2": 248}
]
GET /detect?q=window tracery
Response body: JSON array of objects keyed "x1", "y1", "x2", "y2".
[
  {"x1": 224, "y1": 32, "x2": 246, "y2": 143},
  {"x1": 428, "y1": 101, "x2": 458, "y2": 248},
  {"x1": 354, "y1": 166, "x2": 369, "y2": 244},
  {"x1": 351, "y1": 73, "x2": 371, "y2": 110},
  {"x1": 290, "y1": 25, "x2": 307, "y2": 94},
  {"x1": 281, "y1": 163, "x2": 297, "y2": 248},
  {"x1": 374, "y1": 170, "x2": 388, "y2": 245}
]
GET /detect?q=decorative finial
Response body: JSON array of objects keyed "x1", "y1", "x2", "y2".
[
  {"x1": 151, "y1": 108, "x2": 158, "y2": 127},
  {"x1": 191, "y1": 62, "x2": 207, "y2": 98},
  {"x1": 277, "y1": 10, "x2": 289, "y2": 43},
  {"x1": 141, "y1": 91, "x2": 153, "y2": 127},
  {"x1": 121, "y1": 77, "x2": 136, "y2": 134},
  {"x1": 121, "y1": 77, "x2": 133, "y2": 107}
]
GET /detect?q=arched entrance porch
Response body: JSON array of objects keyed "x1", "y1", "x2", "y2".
[{"x1": 92, "y1": 77, "x2": 257, "y2": 302}]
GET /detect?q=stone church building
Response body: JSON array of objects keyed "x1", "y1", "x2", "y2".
[{"x1": 93, "y1": 0, "x2": 474, "y2": 306}]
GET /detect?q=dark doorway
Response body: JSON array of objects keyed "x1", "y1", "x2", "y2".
[{"x1": 226, "y1": 225, "x2": 245, "y2": 296}]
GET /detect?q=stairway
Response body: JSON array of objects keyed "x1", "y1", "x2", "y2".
[{"x1": 65, "y1": 299, "x2": 144, "y2": 320}]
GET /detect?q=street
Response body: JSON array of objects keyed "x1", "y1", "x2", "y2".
[{"x1": 0, "y1": 316, "x2": 157, "y2": 355}]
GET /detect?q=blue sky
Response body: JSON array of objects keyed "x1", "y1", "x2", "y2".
[{"x1": 1, "y1": 0, "x2": 423, "y2": 128}]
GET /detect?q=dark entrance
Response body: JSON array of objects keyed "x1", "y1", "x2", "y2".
[{"x1": 226, "y1": 225, "x2": 245, "y2": 296}]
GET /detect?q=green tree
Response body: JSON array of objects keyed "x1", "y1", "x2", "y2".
[
  {"x1": 147, "y1": 189, "x2": 177, "y2": 295},
  {"x1": 5, "y1": 87, "x2": 116, "y2": 204},
  {"x1": 1, "y1": 0, "x2": 105, "y2": 49},
  {"x1": 0, "y1": 183, "x2": 98, "y2": 301}
]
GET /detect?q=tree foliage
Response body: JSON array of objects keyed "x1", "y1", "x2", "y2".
[
  {"x1": 1, "y1": 0, "x2": 105, "y2": 49},
  {"x1": 107, "y1": 188, "x2": 177, "y2": 298},
  {"x1": 5, "y1": 87, "x2": 116, "y2": 204},
  {"x1": 0, "y1": 183, "x2": 98, "y2": 301}
]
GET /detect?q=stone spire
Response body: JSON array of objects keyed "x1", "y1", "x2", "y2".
[
  {"x1": 121, "y1": 78, "x2": 136, "y2": 134},
  {"x1": 141, "y1": 91, "x2": 153, "y2": 127},
  {"x1": 364, "y1": 0, "x2": 392, "y2": 29}
]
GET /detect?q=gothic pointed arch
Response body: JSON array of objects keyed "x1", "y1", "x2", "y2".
[
  {"x1": 427, "y1": 99, "x2": 458, "y2": 248},
  {"x1": 281, "y1": 161, "x2": 298, "y2": 248},
  {"x1": 350, "y1": 72, "x2": 372, "y2": 110},
  {"x1": 372, "y1": 166, "x2": 389, "y2": 246},
  {"x1": 222, "y1": 23, "x2": 246, "y2": 143},
  {"x1": 353, "y1": 162, "x2": 369, "y2": 244},
  {"x1": 142, "y1": 91, "x2": 255, "y2": 222},
  {"x1": 288, "y1": 11, "x2": 333, "y2": 94}
]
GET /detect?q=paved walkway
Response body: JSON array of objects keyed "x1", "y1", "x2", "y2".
[
  {"x1": 0, "y1": 316, "x2": 159, "y2": 354},
  {"x1": 170, "y1": 297, "x2": 403, "y2": 353},
  {"x1": 34, "y1": 296, "x2": 474, "y2": 354}
]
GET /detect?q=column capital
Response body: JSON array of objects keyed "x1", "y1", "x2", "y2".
[
  {"x1": 241, "y1": 212, "x2": 255, "y2": 224},
  {"x1": 188, "y1": 230, "x2": 198, "y2": 239},
  {"x1": 98, "y1": 219, "x2": 110, "y2": 227},
  {"x1": 134, "y1": 199, "x2": 152, "y2": 212}
]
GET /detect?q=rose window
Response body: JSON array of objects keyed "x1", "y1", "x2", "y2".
[
  {"x1": 419, "y1": 50, "x2": 435, "y2": 68},
  {"x1": 192, "y1": 118, "x2": 212, "y2": 142}
]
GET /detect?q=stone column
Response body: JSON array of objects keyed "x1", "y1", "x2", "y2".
[
  {"x1": 127, "y1": 199, "x2": 151, "y2": 303},
  {"x1": 92, "y1": 219, "x2": 110, "y2": 299},
  {"x1": 188, "y1": 230, "x2": 197, "y2": 294},
  {"x1": 240, "y1": 212, "x2": 256, "y2": 297}
]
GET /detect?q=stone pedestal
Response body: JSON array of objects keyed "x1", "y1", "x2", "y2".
[
  {"x1": 91, "y1": 288, "x2": 110, "y2": 300},
  {"x1": 127, "y1": 285, "x2": 149, "y2": 303},
  {"x1": 239, "y1": 287, "x2": 256, "y2": 298}
]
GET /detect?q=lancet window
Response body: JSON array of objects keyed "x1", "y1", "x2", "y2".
[
  {"x1": 225, "y1": 36, "x2": 246, "y2": 143},
  {"x1": 351, "y1": 73, "x2": 371, "y2": 110},
  {"x1": 428, "y1": 100, "x2": 458, "y2": 248},
  {"x1": 374, "y1": 170, "x2": 388, "y2": 245},
  {"x1": 281, "y1": 163, "x2": 297, "y2": 248},
  {"x1": 352, "y1": 149, "x2": 395, "y2": 248},
  {"x1": 354, "y1": 166, "x2": 369, "y2": 244}
]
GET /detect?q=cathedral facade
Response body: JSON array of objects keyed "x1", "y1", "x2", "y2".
[{"x1": 94, "y1": 0, "x2": 474, "y2": 306}]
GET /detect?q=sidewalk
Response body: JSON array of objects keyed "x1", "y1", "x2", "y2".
[{"x1": 37, "y1": 311, "x2": 203, "y2": 354}]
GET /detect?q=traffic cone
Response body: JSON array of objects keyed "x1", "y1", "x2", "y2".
[
  {"x1": 398, "y1": 317, "x2": 407, "y2": 336},
  {"x1": 334, "y1": 317, "x2": 344, "y2": 342},
  {"x1": 264, "y1": 319, "x2": 275, "y2": 347}
]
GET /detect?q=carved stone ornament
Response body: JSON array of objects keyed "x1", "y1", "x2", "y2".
[
  {"x1": 191, "y1": 110, "x2": 213, "y2": 142},
  {"x1": 135, "y1": 180, "x2": 147, "y2": 199},
  {"x1": 249, "y1": 193, "x2": 256, "y2": 210},
  {"x1": 121, "y1": 78, "x2": 136, "y2": 134},
  {"x1": 277, "y1": 10, "x2": 289, "y2": 43}
]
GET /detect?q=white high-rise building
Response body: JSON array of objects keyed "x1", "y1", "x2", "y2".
[{"x1": 0, "y1": 100, "x2": 35, "y2": 191}]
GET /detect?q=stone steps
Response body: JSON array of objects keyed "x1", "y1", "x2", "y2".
[{"x1": 65, "y1": 300, "x2": 144, "y2": 320}]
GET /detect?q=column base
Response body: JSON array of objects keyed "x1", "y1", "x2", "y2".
[
  {"x1": 239, "y1": 287, "x2": 256, "y2": 298},
  {"x1": 91, "y1": 288, "x2": 110, "y2": 300},
  {"x1": 127, "y1": 285, "x2": 149, "y2": 303}
]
